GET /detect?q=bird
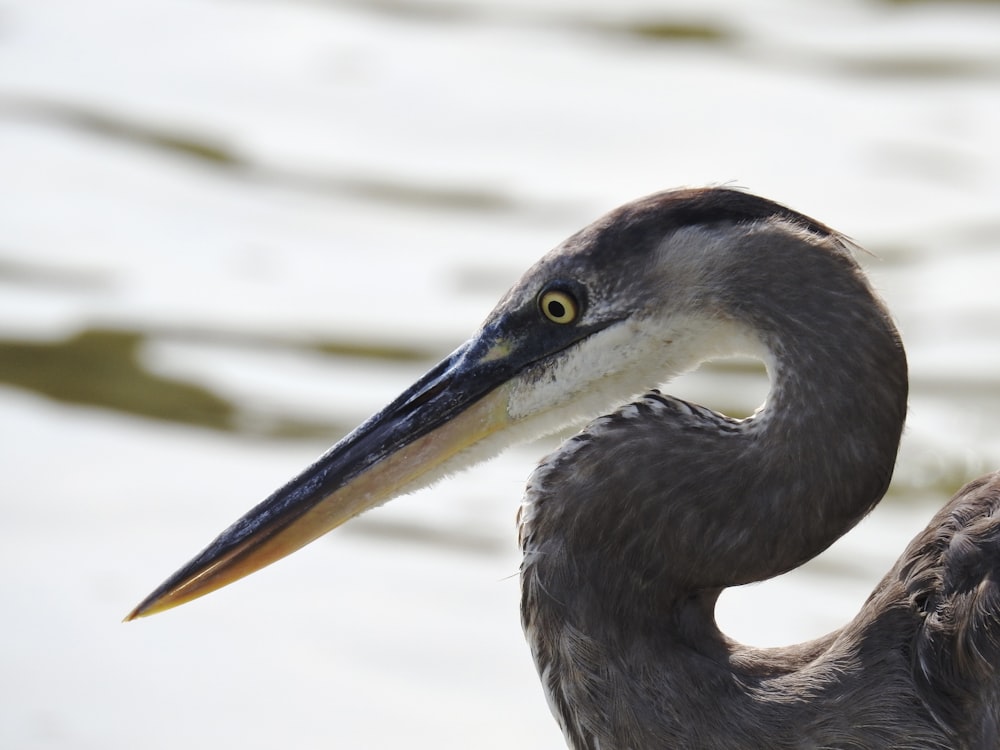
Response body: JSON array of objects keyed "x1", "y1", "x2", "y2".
[{"x1": 127, "y1": 187, "x2": 1000, "y2": 749}]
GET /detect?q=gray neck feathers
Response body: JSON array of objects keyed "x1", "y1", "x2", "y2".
[{"x1": 520, "y1": 222, "x2": 908, "y2": 641}]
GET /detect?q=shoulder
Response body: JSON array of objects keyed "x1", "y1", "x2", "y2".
[{"x1": 901, "y1": 471, "x2": 1000, "y2": 738}]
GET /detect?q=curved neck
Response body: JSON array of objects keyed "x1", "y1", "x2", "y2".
[
  {"x1": 519, "y1": 233, "x2": 908, "y2": 643},
  {"x1": 517, "y1": 214, "x2": 911, "y2": 749}
]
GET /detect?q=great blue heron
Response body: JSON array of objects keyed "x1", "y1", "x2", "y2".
[{"x1": 128, "y1": 187, "x2": 1000, "y2": 748}]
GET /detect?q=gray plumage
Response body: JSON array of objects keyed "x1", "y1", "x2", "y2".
[{"x1": 517, "y1": 189, "x2": 1000, "y2": 749}]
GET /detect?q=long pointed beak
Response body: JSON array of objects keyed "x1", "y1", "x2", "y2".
[{"x1": 125, "y1": 336, "x2": 519, "y2": 620}]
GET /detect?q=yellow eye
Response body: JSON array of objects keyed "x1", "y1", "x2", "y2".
[{"x1": 539, "y1": 289, "x2": 579, "y2": 324}]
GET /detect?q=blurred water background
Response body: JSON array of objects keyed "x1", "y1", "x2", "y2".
[{"x1": 1, "y1": 0, "x2": 999, "y2": 747}]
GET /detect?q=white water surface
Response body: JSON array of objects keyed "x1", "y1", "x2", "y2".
[{"x1": 1, "y1": 1, "x2": 999, "y2": 747}]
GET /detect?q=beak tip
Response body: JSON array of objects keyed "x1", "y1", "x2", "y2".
[
  {"x1": 123, "y1": 579, "x2": 188, "y2": 622},
  {"x1": 122, "y1": 596, "x2": 157, "y2": 622}
]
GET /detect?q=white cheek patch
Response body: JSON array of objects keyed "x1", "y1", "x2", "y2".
[{"x1": 505, "y1": 314, "x2": 771, "y2": 440}]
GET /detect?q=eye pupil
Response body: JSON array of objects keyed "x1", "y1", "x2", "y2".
[{"x1": 539, "y1": 288, "x2": 579, "y2": 324}]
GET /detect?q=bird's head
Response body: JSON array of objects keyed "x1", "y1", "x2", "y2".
[{"x1": 125, "y1": 188, "x2": 826, "y2": 619}]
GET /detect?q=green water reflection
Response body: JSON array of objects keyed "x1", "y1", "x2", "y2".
[{"x1": 0, "y1": 326, "x2": 434, "y2": 439}]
